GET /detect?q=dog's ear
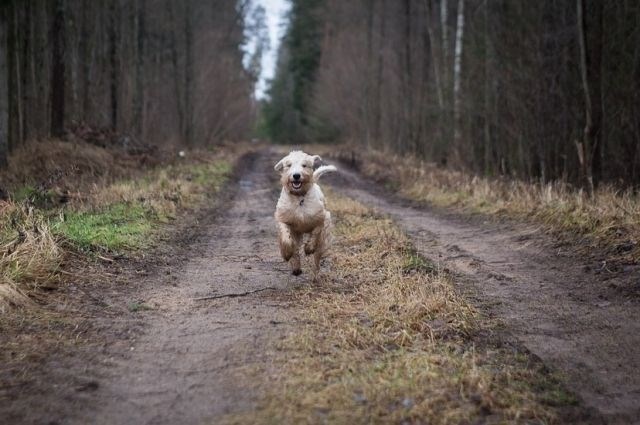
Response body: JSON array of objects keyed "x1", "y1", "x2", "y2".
[
  {"x1": 274, "y1": 157, "x2": 285, "y2": 172},
  {"x1": 312, "y1": 155, "x2": 323, "y2": 169}
]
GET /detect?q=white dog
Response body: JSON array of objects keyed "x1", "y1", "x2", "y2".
[{"x1": 274, "y1": 151, "x2": 337, "y2": 279}]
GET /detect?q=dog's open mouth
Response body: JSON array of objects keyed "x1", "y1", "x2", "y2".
[{"x1": 291, "y1": 181, "x2": 303, "y2": 190}]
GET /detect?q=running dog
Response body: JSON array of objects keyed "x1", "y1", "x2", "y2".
[{"x1": 274, "y1": 151, "x2": 337, "y2": 279}]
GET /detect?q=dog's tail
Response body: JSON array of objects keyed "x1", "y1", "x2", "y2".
[{"x1": 314, "y1": 165, "x2": 337, "y2": 180}]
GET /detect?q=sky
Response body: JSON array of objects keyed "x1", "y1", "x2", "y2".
[{"x1": 249, "y1": 0, "x2": 290, "y2": 99}]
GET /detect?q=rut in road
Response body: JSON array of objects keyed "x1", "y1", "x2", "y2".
[
  {"x1": 62, "y1": 151, "x2": 299, "y2": 424},
  {"x1": 325, "y1": 167, "x2": 640, "y2": 424}
]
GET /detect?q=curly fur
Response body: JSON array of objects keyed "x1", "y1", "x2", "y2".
[{"x1": 274, "y1": 151, "x2": 337, "y2": 279}]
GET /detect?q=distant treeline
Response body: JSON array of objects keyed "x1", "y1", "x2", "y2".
[
  {"x1": 0, "y1": 0, "x2": 262, "y2": 166},
  {"x1": 265, "y1": 0, "x2": 640, "y2": 189}
]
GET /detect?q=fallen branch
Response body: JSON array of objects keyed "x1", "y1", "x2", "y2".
[{"x1": 194, "y1": 286, "x2": 277, "y2": 301}]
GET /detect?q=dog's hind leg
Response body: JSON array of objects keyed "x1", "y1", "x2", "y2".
[
  {"x1": 304, "y1": 226, "x2": 323, "y2": 256},
  {"x1": 312, "y1": 212, "x2": 332, "y2": 281},
  {"x1": 305, "y1": 211, "x2": 331, "y2": 256}
]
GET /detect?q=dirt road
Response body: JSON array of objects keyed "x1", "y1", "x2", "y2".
[
  {"x1": 75, "y1": 153, "x2": 296, "y2": 424},
  {"x1": 4, "y1": 149, "x2": 640, "y2": 424},
  {"x1": 326, "y1": 166, "x2": 640, "y2": 425},
  {"x1": 4, "y1": 151, "x2": 304, "y2": 424}
]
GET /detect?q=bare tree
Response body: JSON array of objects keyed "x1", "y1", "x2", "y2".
[
  {"x1": 451, "y1": 0, "x2": 465, "y2": 165},
  {"x1": 576, "y1": 0, "x2": 603, "y2": 194},
  {"x1": 50, "y1": 0, "x2": 66, "y2": 137},
  {"x1": 133, "y1": 0, "x2": 146, "y2": 137},
  {"x1": 108, "y1": 0, "x2": 119, "y2": 131}
]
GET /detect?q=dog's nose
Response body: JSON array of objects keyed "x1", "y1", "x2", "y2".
[{"x1": 292, "y1": 173, "x2": 301, "y2": 180}]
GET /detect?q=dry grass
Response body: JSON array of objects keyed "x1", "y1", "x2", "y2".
[
  {"x1": 0, "y1": 203, "x2": 63, "y2": 312},
  {"x1": 0, "y1": 140, "x2": 242, "y2": 309},
  {"x1": 82, "y1": 160, "x2": 231, "y2": 215},
  {"x1": 228, "y1": 191, "x2": 567, "y2": 424},
  {"x1": 329, "y1": 147, "x2": 640, "y2": 263}
]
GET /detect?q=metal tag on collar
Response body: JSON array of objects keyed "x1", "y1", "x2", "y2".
[{"x1": 299, "y1": 197, "x2": 304, "y2": 206}]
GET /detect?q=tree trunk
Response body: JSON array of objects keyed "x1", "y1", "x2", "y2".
[
  {"x1": 424, "y1": 0, "x2": 445, "y2": 160},
  {"x1": 80, "y1": 0, "x2": 90, "y2": 122},
  {"x1": 22, "y1": 0, "x2": 32, "y2": 142},
  {"x1": 50, "y1": 0, "x2": 66, "y2": 138},
  {"x1": 577, "y1": 0, "x2": 603, "y2": 194},
  {"x1": 372, "y1": 0, "x2": 386, "y2": 147},
  {"x1": 363, "y1": 0, "x2": 375, "y2": 148},
  {"x1": 452, "y1": 0, "x2": 465, "y2": 165},
  {"x1": 424, "y1": 0, "x2": 444, "y2": 110},
  {"x1": 36, "y1": 0, "x2": 50, "y2": 135},
  {"x1": 0, "y1": 5, "x2": 8, "y2": 166},
  {"x1": 483, "y1": 0, "x2": 492, "y2": 174},
  {"x1": 167, "y1": 0, "x2": 185, "y2": 144},
  {"x1": 402, "y1": 0, "x2": 413, "y2": 153},
  {"x1": 134, "y1": 0, "x2": 146, "y2": 138},
  {"x1": 184, "y1": 0, "x2": 194, "y2": 146},
  {"x1": 109, "y1": 0, "x2": 118, "y2": 132},
  {"x1": 441, "y1": 0, "x2": 449, "y2": 93},
  {"x1": 12, "y1": 3, "x2": 23, "y2": 145}
]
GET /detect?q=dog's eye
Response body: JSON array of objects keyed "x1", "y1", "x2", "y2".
[{"x1": 302, "y1": 164, "x2": 307, "y2": 168}]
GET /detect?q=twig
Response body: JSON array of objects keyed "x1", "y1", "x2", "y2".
[{"x1": 193, "y1": 286, "x2": 277, "y2": 301}]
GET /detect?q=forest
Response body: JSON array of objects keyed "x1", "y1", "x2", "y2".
[
  {"x1": 0, "y1": 0, "x2": 262, "y2": 165},
  {"x1": 264, "y1": 0, "x2": 640, "y2": 191}
]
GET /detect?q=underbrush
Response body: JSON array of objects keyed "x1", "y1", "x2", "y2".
[
  {"x1": 229, "y1": 191, "x2": 569, "y2": 424},
  {"x1": 330, "y1": 147, "x2": 640, "y2": 263},
  {"x1": 0, "y1": 140, "x2": 234, "y2": 309}
]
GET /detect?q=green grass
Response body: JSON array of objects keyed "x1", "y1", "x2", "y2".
[
  {"x1": 50, "y1": 160, "x2": 232, "y2": 252},
  {"x1": 54, "y1": 203, "x2": 155, "y2": 251},
  {"x1": 402, "y1": 249, "x2": 437, "y2": 275}
]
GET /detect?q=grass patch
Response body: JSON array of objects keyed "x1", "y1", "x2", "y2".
[
  {"x1": 54, "y1": 203, "x2": 154, "y2": 251},
  {"x1": 1, "y1": 155, "x2": 233, "y2": 307},
  {"x1": 402, "y1": 248, "x2": 437, "y2": 275},
  {"x1": 226, "y1": 191, "x2": 568, "y2": 424},
  {"x1": 0, "y1": 203, "x2": 62, "y2": 311},
  {"x1": 53, "y1": 160, "x2": 231, "y2": 252}
]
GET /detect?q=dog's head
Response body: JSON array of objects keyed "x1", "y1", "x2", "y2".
[{"x1": 274, "y1": 151, "x2": 322, "y2": 196}]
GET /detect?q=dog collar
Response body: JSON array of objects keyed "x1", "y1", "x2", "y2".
[{"x1": 290, "y1": 190, "x2": 305, "y2": 204}]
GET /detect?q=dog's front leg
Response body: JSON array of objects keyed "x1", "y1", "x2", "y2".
[
  {"x1": 278, "y1": 222, "x2": 303, "y2": 275},
  {"x1": 289, "y1": 232, "x2": 303, "y2": 276},
  {"x1": 278, "y1": 222, "x2": 296, "y2": 261}
]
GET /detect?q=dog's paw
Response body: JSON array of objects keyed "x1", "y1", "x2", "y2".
[
  {"x1": 280, "y1": 244, "x2": 295, "y2": 261},
  {"x1": 292, "y1": 269, "x2": 302, "y2": 276},
  {"x1": 304, "y1": 243, "x2": 315, "y2": 256}
]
